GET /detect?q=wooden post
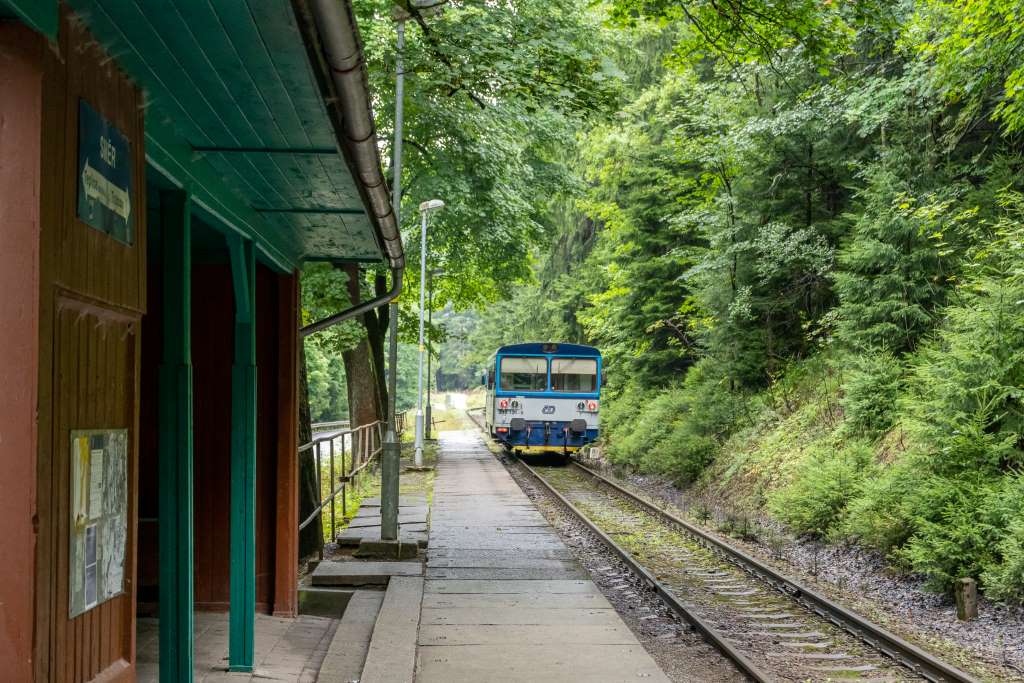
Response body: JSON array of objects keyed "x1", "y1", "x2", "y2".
[
  {"x1": 158, "y1": 189, "x2": 194, "y2": 682},
  {"x1": 273, "y1": 272, "x2": 299, "y2": 617},
  {"x1": 228, "y1": 237, "x2": 256, "y2": 671},
  {"x1": 955, "y1": 578, "x2": 978, "y2": 621}
]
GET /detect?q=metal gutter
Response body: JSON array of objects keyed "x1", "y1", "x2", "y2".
[{"x1": 291, "y1": 0, "x2": 405, "y2": 270}]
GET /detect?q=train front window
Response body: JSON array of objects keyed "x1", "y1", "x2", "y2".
[
  {"x1": 551, "y1": 358, "x2": 597, "y2": 392},
  {"x1": 500, "y1": 357, "x2": 547, "y2": 391}
]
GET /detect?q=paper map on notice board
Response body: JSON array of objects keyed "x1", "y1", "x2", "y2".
[{"x1": 69, "y1": 429, "x2": 127, "y2": 618}]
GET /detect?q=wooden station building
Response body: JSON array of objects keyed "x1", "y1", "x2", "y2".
[{"x1": 0, "y1": 1, "x2": 403, "y2": 680}]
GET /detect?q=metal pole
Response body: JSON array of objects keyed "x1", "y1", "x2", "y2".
[
  {"x1": 316, "y1": 442, "x2": 323, "y2": 561},
  {"x1": 414, "y1": 208, "x2": 427, "y2": 466},
  {"x1": 380, "y1": 19, "x2": 405, "y2": 542},
  {"x1": 425, "y1": 270, "x2": 433, "y2": 440},
  {"x1": 329, "y1": 439, "x2": 335, "y2": 545}
]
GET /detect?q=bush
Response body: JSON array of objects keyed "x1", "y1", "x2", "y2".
[
  {"x1": 770, "y1": 442, "x2": 875, "y2": 537},
  {"x1": 603, "y1": 361, "x2": 743, "y2": 483},
  {"x1": 840, "y1": 456, "x2": 922, "y2": 551},
  {"x1": 981, "y1": 475, "x2": 1024, "y2": 602},
  {"x1": 896, "y1": 475, "x2": 1003, "y2": 593},
  {"x1": 840, "y1": 351, "x2": 902, "y2": 436}
]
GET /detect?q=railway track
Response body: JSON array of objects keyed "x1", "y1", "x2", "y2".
[{"x1": 464, "y1": 409, "x2": 977, "y2": 683}]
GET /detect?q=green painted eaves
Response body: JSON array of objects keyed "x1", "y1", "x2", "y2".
[
  {"x1": 0, "y1": 0, "x2": 57, "y2": 39},
  {"x1": 68, "y1": 0, "x2": 386, "y2": 268}
]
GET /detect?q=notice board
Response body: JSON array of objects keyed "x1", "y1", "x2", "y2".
[{"x1": 69, "y1": 429, "x2": 128, "y2": 618}]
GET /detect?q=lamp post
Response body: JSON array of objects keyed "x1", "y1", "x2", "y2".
[
  {"x1": 415, "y1": 199, "x2": 444, "y2": 466},
  {"x1": 425, "y1": 268, "x2": 444, "y2": 441}
]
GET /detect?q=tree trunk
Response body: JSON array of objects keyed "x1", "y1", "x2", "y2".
[
  {"x1": 297, "y1": 340, "x2": 324, "y2": 560},
  {"x1": 342, "y1": 264, "x2": 384, "y2": 427}
]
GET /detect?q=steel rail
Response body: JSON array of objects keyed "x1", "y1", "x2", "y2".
[
  {"x1": 567, "y1": 459, "x2": 978, "y2": 683},
  {"x1": 513, "y1": 457, "x2": 774, "y2": 683}
]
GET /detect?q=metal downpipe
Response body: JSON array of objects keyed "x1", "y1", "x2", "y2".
[{"x1": 300, "y1": 268, "x2": 403, "y2": 338}]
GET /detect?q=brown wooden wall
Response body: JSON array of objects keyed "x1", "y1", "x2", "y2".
[
  {"x1": 33, "y1": 9, "x2": 146, "y2": 683},
  {"x1": 137, "y1": 262, "x2": 298, "y2": 615},
  {"x1": 0, "y1": 21, "x2": 44, "y2": 683}
]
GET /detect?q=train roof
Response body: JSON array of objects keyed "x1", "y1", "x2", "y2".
[{"x1": 494, "y1": 342, "x2": 601, "y2": 357}]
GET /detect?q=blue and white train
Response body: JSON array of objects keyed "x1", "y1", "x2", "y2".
[{"x1": 483, "y1": 342, "x2": 602, "y2": 454}]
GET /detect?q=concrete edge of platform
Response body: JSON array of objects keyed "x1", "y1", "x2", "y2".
[
  {"x1": 359, "y1": 576, "x2": 425, "y2": 683},
  {"x1": 306, "y1": 590, "x2": 385, "y2": 682}
]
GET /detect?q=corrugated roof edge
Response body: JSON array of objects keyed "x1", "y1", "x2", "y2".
[{"x1": 291, "y1": 0, "x2": 405, "y2": 269}]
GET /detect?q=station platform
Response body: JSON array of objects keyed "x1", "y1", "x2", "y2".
[
  {"x1": 416, "y1": 430, "x2": 669, "y2": 682},
  {"x1": 324, "y1": 429, "x2": 669, "y2": 682}
]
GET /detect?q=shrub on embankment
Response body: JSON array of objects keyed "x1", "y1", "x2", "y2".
[{"x1": 601, "y1": 236, "x2": 1024, "y2": 601}]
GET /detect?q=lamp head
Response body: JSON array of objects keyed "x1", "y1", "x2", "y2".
[{"x1": 419, "y1": 199, "x2": 445, "y2": 212}]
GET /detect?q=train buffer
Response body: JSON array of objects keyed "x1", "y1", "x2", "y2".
[{"x1": 311, "y1": 429, "x2": 670, "y2": 682}]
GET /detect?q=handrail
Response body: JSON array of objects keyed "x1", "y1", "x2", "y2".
[
  {"x1": 312, "y1": 419, "x2": 350, "y2": 432},
  {"x1": 298, "y1": 410, "x2": 409, "y2": 557}
]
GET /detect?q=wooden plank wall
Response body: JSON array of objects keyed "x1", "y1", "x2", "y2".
[
  {"x1": 34, "y1": 8, "x2": 146, "y2": 683},
  {"x1": 178, "y1": 263, "x2": 282, "y2": 613},
  {"x1": 0, "y1": 20, "x2": 44, "y2": 683}
]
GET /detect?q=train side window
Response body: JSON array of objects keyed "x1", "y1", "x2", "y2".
[
  {"x1": 488, "y1": 361, "x2": 495, "y2": 389},
  {"x1": 500, "y1": 356, "x2": 547, "y2": 391},
  {"x1": 551, "y1": 358, "x2": 597, "y2": 392}
]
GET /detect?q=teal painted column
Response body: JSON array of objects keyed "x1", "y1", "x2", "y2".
[
  {"x1": 158, "y1": 190, "x2": 194, "y2": 683},
  {"x1": 228, "y1": 237, "x2": 257, "y2": 672}
]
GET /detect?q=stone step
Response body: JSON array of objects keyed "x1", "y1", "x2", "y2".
[
  {"x1": 360, "y1": 576, "x2": 425, "y2": 683},
  {"x1": 312, "y1": 560, "x2": 423, "y2": 587}
]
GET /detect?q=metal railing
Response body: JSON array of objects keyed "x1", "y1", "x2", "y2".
[
  {"x1": 298, "y1": 411, "x2": 408, "y2": 558},
  {"x1": 312, "y1": 420, "x2": 350, "y2": 432}
]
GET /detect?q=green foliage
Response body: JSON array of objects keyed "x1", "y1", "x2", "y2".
[
  {"x1": 840, "y1": 352, "x2": 902, "y2": 437},
  {"x1": 605, "y1": 362, "x2": 743, "y2": 484},
  {"x1": 833, "y1": 159, "x2": 961, "y2": 353},
  {"x1": 437, "y1": 0, "x2": 1024, "y2": 602},
  {"x1": 356, "y1": 0, "x2": 622, "y2": 310},
  {"x1": 770, "y1": 442, "x2": 875, "y2": 537},
  {"x1": 912, "y1": 0, "x2": 1024, "y2": 135}
]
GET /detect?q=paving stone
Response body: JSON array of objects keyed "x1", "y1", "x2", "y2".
[
  {"x1": 417, "y1": 643, "x2": 669, "y2": 683},
  {"x1": 311, "y1": 561, "x2": 423, "y2": 586},
  {"x1": 415, "y1": 430, "x2": 670, "y2": 682},
  {"x1": 318, "y1": 590, "x2": 384, "y2": 683},
  {"x1": 359, "y1": 496, "x2": 428, "y2": 507},
  {"x1": 360, "y1": 577, "x2": 424, "y2": 683},
  {"x1": 426, "y1": 566, "x2": 588, "y2": 580},
  {"x1": 418, "y1": 623, "x2": 638, "y2": 645}
]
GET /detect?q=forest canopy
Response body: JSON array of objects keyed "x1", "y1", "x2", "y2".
[{"x1": 447, "y1": 0, "x2": 1024, "y2": 602}]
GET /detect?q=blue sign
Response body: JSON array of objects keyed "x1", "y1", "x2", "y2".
[{"x1": 77, "y1": 99, "x2": 133, "y2": 244}]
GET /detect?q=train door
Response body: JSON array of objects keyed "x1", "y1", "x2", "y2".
[{"x1": 484, "y1": 356, "x2": 496, "y2": 433}]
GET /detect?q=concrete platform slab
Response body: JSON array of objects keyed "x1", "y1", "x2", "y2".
[
  {"x1": 414, "y1": 430, "x2": 669, "y2": 683},
  {"x1": 425, "y1": 578, "x2": 601, "y2": 594},
  {"x1": 426, "y1": 556, "x2": 580, "y2": 570},
  {"x1": 417, "y1": 643, "x2": 669, "y2": 683},
  {"x1": 359, "y1": 496, "x2": 427, "y2": 507},
  {"x1": 360, "y1": 576, "x2": 424, "y2": 683},
  {"x1": 422, "y1": 592, "x2": 613, "y2": 610},
  {"x1": 421, "y1": 606, "x2": 625, "y2": 626},
  {"x1": 426, "y1": 566, "x2": 588, "y2": 580},
  {"x1": 418, "y1": 623, "x2": 637, "y2": 645},
  {"x1": 317, "y1": 590, "x2": 384, "y2": 682},
  {"x1": 336, "y1": 527, "x2": 428, "y2": 547},
  {"x1": 426, "y1": 547, "x2": 575, "y2": 561},
  {"x1": 311, "y1": 561, "x2": 422, "y2": 586}
]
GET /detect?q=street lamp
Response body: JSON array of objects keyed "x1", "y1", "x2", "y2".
[
  {"x1": 425, "y1": 268, "x2": 445, "y2": 441},
  {"x1": 415, "y1": 199, "x2": 444, "y2": 466}
]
